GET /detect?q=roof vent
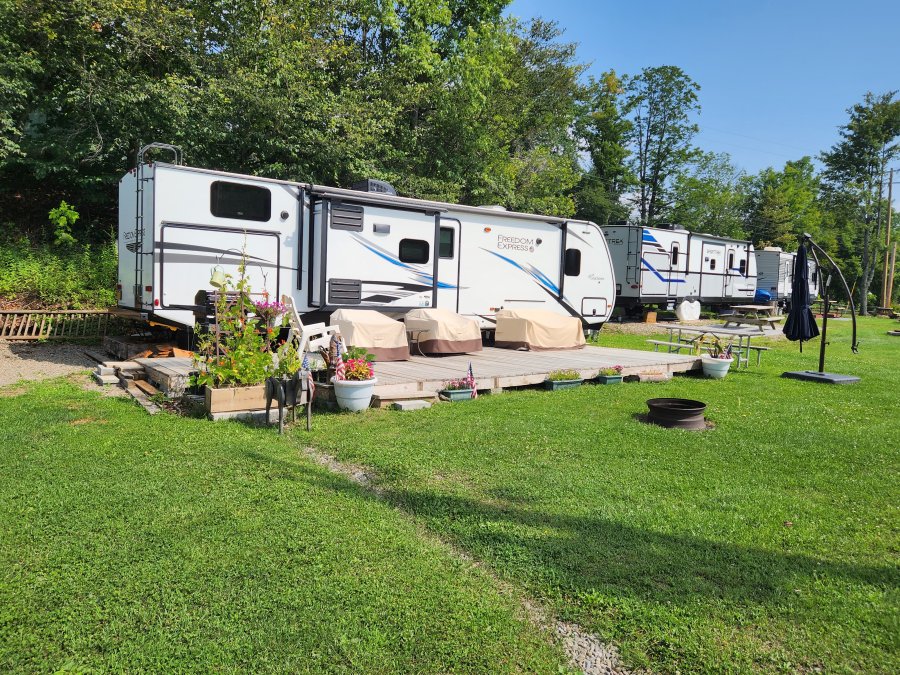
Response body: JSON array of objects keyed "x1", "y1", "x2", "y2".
[
  {"x1": 479, "y1": 204, "x2": 507, "y2": 211},
  {"x1": 762, "y1": 246, "x2": 783, "y2": 252},
  {"x1": 655, "y1": 223, "x2": 686, "y2": 231},
  {"x1": 351, "y1": 178, "x2": 397, "y2": 196}
]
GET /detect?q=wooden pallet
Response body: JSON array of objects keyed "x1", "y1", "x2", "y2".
[{"x1": 0, "y1": 310, "x2": 111, "y2": 340}]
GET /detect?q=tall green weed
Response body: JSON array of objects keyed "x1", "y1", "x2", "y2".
[{"x1": 0, "y1": 239, "x2": 117, "y2": 308}]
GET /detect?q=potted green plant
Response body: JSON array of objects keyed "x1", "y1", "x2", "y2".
[
  {"x1": 700, "y1": 339, "x2": 734, "y2": 379},
  {"x1": 596, "y1": 365, "x2": 624, "y2": 384},
  {"x1": 331, "y1": 355, "x2": 377, "y2": 412},
  {"x1": 440, "y1": 377, "x2": 475, "y2": 401},
  {"x1": 544, "y1": 369, "x2": 582, "y2": 391},
  {"x1": 192, "y1": 263, "x2": 287, "y2": 415}
]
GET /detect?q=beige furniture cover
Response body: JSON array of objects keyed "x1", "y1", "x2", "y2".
[
  {"x1": 405, "y1": 308, "x2": 483, "y2": 354},
  {"x1": 494, "y1": 308, "x2": 585, "y2": 351},
  {"x1": 331, "y1": 309, "x2": 410, "y2": 361}
]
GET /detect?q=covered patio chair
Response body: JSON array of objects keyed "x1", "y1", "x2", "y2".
[
  {"x1": 404, "y1": 308, "x2": 483, "y2": 355},
  {"x1": 331, "y1": 308, "x2": 410, "y2": 361},
  {"x1": 494, "y1": 308, "x2": 585, "y2": 351}
]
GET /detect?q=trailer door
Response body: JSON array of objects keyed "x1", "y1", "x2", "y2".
[
  {"x1": 437, "y1": 218, "x2": 460, "y2": 311},
  {"x1": 699, "y1": 242, "x2": 725, "y2": 298}
]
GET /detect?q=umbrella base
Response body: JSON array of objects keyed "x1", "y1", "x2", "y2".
[{"x1": 781, "y1": 370, "x2": 860, "y2": 384}]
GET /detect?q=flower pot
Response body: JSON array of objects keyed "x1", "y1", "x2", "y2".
[
  {"x1": 700, "y1": 356, "x2": 733, "y2": 379},
  {"x1": 596, "y1": 375, "x2": 623, "y2": 384},
  {"x1": 441, "y1": 388, "x2": 474, "y2": 401},
  {"x1": 543, "y1": 378, "x2": 582, "y2": 391},
  {"x1": 331, "y1": 377, "x2": 377, "y2": 411}
]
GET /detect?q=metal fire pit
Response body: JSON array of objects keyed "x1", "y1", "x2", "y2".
[{"x1": 646, "y1": 398, "x2": 707, "y2": 431}]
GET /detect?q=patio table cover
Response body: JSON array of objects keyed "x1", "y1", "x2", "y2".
[
  {"x1": 405, "y1": 308, "x2": 483, "y2": 354},
  {"x1": 494, "y1": 308, "x2": 585, "y2": 351},
  {"x1": 331, "y1": 309, "x2": 410, "y2": 361}
]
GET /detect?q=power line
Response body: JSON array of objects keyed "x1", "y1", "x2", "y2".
[{"x1": 700, "y1": 125, "x2": 816, "y2": 154}]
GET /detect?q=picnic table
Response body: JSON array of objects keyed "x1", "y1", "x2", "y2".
[
  {"x1": 646, "y1": 323, "x2": 770, "y2": 368},
  {"x1": 722, "y1": 305, "x2": 783, "y2": 331}
]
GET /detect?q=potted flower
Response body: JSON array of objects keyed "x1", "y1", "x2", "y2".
[
  {"x1": 331, "y1": 354, "x2": 377, "y2": 412},
  {"x1": 596, "y1": 365, "x2": 624, "y2": 384},
  {"x1": 544, "y1": 369, "x2": 582, "y2": 391},
  {"x1": 440, "y1": 377, "x2": 475, "y2": 402},
  {"x1": 253, "y1": 298, "x2": 287, "y2": 328},
  {"x1": 700, "y1": 339, "x2": 734, "y2": 379}
]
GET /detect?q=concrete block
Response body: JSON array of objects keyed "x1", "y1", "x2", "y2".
[
  {"x1": 392, "y1": 399, "x2": 431, "y2": 411},
  {"x1": 208, "y1": 409, "x2": 281, "y2": 423},
  {"x1": 92, "y1": 372, "x2": 119, "y2": 385}
]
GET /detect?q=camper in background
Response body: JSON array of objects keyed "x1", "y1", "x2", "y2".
[
  {"x1": 601, "y1": 223, "x2": 757, "y2": 315},
  {"x1": 753, "y1": 246, "x2": 820, "y2": 310}
]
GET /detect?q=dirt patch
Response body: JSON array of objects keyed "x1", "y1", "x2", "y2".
[
  {"x1": 599, "y1": 319, "x2": 715, "y2": 337},
  {"x1": 70, "y1": 417, "x2": 107, "y2": 426}
]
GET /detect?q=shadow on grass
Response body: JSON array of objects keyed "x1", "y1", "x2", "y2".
[{"x1": 242, "y1": 448, "x2": 897, "y2": 612}]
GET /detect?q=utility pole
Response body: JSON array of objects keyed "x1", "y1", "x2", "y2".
[
  {"x1": 889, "y1": 243, "x2": 897, "y2": 307},
  {"x1": 882, "y1": 168, "x2": 893, "y2": 308}
]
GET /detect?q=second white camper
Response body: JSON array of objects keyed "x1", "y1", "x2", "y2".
[{"x1": 601, "y1": 223, "x2": 757, "y2": 312}]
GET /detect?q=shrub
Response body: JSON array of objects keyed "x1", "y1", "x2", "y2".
[{"x1": 0, "y1": 239, "x2": 117, "y2": 308}]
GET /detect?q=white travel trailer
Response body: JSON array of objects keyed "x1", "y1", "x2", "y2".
[
  {"x1": 117, "y1": 156, "x2": 616, "y2": 332},
  {"x1": 600, "y1": 223, "x2": 757, "y2": 312},
  {"x1": 754, "y1": 246, "x2": 820, "y2": 305}
]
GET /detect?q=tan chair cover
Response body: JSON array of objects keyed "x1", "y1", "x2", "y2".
[
  {"x1": 331, "y1": 309, "x2": 410, "y2": 361},
  {"x1": 405, "y1": 308, "x2": 483, "y2": 354},
  {"x1": 494, "y1": 308, "x2": 585, "y2": 351}
]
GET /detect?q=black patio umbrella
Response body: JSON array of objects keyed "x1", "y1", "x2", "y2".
[
  {"x1": 782, "y1": 240, "x2": 819, "y2": 351},
  {"x1": 781, "y1": 233, "x2": 859, "y2": 384}
]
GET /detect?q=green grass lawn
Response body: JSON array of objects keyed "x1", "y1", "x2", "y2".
[
  {"x1": 0, "y1": 382, "x2": 563, "y2": 672},
  {"x1": 302, "y1": 318, "x2": 899, "y2": 674},
  {"x1": 1, "y1": 318, "x2": 897, "y2": 673}
]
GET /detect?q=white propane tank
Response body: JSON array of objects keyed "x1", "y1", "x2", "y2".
[{"x1": 675, "y1": 300, "x2": 701, "y2": 321}]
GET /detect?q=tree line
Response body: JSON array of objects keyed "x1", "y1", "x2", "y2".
[{"x1": 1, "y1": 1, "x2": 898, "y2": 311}]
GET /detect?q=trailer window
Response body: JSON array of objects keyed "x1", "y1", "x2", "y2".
[
  {"x1": 330, "y1": 202, "x2": 364, "y2": 231},
  {"x1": 709, "y1": 258, "x2": 717, "y2": 271},
  {"x1": 671, "y1": 244, "x2": 680, "y2": 266},
  {"x1": 564, "y1": 248, "x2": 581, "y2": 276},
  {"x1": 739, "y1": 259, "x2": 747, "y2": 275},
  {"x1": 399, "y1": 238, "x2": 429, "y2": 264},
  {"x1": 728, "y1": 252, "x2": 735, "y2": 269},
  {"x1": 210, "y1": 181, "x2": 271, "y2": 222},
  {"x1": 439, "y1": 227, "x2": 455, "y2": 259}
]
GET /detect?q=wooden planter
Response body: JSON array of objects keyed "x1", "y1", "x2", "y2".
[
  {"x1": 543, "y1": 379, "x2": 582, "y2": 391},
  {"x1": 205, "y1": 385, "x2": 267, "y2": 413},
  {"x1": 596, "y1": 375, "x2": 623, "y2": 384}
]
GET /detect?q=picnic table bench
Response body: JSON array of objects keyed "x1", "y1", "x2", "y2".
[
  {"x1": 646, "y1": 323, "x2": 772, "y2": 368},
  {"x1": 722, "y1": 315, "x2": 783, "y2": 330}
]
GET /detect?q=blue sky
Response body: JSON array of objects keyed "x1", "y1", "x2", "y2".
[{"x1": 507, "y1": 0, "x2": 900, "y2": 177}]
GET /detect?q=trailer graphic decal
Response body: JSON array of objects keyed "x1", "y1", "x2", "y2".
[
  {"x1": 640, "y1": 257, "x2": 686, "y2": 283},
  {"x1": 482, "y1": 249, "x2": 560, "y2": 294},
  {"x1": 351, "y1": 235, "x2": 458, "y2": 289}
]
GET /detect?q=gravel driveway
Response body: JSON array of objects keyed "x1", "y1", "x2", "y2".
[{"x1": 0, "y1": 341, "x2": 99, "y2": 388}]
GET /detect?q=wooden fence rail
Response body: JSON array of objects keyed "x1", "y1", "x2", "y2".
[{"x1": 0, "y1": 310, "x2": 112, "y2": 341}]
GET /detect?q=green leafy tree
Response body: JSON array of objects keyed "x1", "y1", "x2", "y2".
[
  {"x1": 575, "y1": 70, "x2": 634, "y2": 224},
  {"x1": 669, "y1": 152, "x2": 745, "y2": 237},
  {"x1": 624, "y1": 65, "x2": 701, "y2": 225},
  {"x1": 744, "y1": 157, "x2": 823, "y2": 249},
  {"x1": 821, "y1": 91, "x2": 900, "y2": 314}
]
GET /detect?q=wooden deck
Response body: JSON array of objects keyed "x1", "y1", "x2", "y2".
[
  {"x1": 134, "y1": 346, "x2": 701, "y2": 403},
  {"x1": 371, "y1": 346, "x2": 699, "y2": 400}
]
